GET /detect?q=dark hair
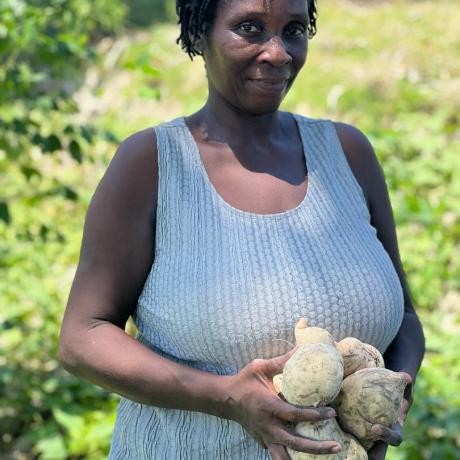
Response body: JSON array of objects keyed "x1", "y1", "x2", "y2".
[{"x1": 176, "y1": 0, "x2": 318, "y2": 59}]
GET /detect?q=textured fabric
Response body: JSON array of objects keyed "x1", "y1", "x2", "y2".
[{"x1": 108, "y1": 114, "x2": 404, "y2": 459}]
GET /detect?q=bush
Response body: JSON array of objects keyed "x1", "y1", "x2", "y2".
[{"x1": 0, "y1": 0, "x2": 125, "y2": 457}]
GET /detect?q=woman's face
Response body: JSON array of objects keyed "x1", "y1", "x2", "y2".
[{"x1": 201, "y1": 0, "x2": 309, "y2": 115}]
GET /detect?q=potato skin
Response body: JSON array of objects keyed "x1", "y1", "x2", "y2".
[
  {"x1": 336, "y1": 338, "x2": 384, "y2": 377},
  {"x1": 346, "y1": 437, "x2": 369, "y2": 459},
  {"x1": 335, "y1": 368, "x2": 408, "y2": 448},
  {"x1": 287, "y1": 418, "x2": 367, "y2": 460},
  {"x1": 273, "y1": 373, "x2": 283, "y2": 394},
  {"x1": 282, "y1": 343, "x2": 344, "y2": 407},
  {"x1": 295, "y1": 318, "x2": 336, "y2": 347}
]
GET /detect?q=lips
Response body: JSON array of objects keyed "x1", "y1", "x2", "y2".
[{"x1": 247, "y1": 78, "x2": 289, "y2": 93}]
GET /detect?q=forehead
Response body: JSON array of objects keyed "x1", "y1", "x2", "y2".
[{"x1": 216, "y1": 0, "x2": 308, "y2": 20}]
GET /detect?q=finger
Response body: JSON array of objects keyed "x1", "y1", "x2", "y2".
[
  {"x1": 264, "y1": 347, "x2": 299, "y2": 377},
  {"x1": 371, "y1": 422, "x2": 403, "y2": 446},
  {"x1": 398, "y1": 371, "x2": 413, "y2": 386},
  {"x1": 268, "y1": 443, "x2": 290, "y2": 460},
  {"x1": 271, "y1": 426, "x2": 342, "y2": 455},
  {"x1": 367, "y1": 440, "x2": 388, "y2": 460},
  {"x1": 397, "y1": 396, "x2": 411, "y2": 425},
  {"x1": 272, "y1": 403, "x2": 336, "y2": 424},
  {"x1": 399, "y1": 372, "x2": 414, "y2": 403}
]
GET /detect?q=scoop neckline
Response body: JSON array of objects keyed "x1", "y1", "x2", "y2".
[{"x1": 180, "y1": 113, "x2": 312, "y2": 220}]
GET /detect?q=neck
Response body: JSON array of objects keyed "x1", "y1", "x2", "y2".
[{"x1": 192, "y1": 90, "x2": 285, "y2": 146}]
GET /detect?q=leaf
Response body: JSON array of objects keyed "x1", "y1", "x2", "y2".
[
  {"x1": 102, "y1": 130, "x2": 118, "y2": 143},
  {"x1": 138, "y1": 85, "x2": 160, "y2": 100},
  {"x1": 2, "y1": 328, "x2": 22, "y2": 347},
  {"x1": 123, "y1": 50, "x2": 161, "y2": 77},
  {"x1": 0, "y1": 201, "x2": 11, "y2": 224},
  {"x1": 43, "y1": 377, "x2": 59, "y2": 394},
  {"x1": 34, "y1": 433, "x2": 68, "y2": 460},
  {"x1": 20, "y1": 165, "x2": 42, "y2": 181},
  {"x1": 86, "y1": 420, "x2": 114, "y2": 443},
  {"x1": 12, "y1": 118, "x2": 28, "y2": 135},
  {"x1": 141, "y1": 62, "x2": 161, "y2": 77},
  {"x1": 43, "y1": 134, "x2": 62, "y2": 153},
  {"x1": 80, "y1": 125, "x2": 95, "y2": 143},
  {"x1": 69, "y1": 140, "x2": 82, "y2": 163},
  {"x1": 39, "y1": 224, "x2": 49, "y2": 241},
  {"x1": 57, "y1": 185, "x2": 78, "y2": 201},
  {"x1": 31, "y1": 132, "x2": 46, "y2": 149},
  {"x1": 53, "y1": 407, "x2": 85, "y2": 437},
  {"x1": 63, "y1": 124, "x2": 75, "y2": 134}
]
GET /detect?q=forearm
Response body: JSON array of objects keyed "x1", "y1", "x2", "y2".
[
  {"x1": 383, "y1": 311, "x2": 425, "y2": 382},
  {"x1": 58, "y1": 322, "x2": 232, "y2": 419}
]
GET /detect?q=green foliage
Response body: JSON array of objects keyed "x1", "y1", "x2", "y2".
[
  {"x1": 388, "y1": 317, "x2": 460, "y2": 460},
  {"x1": 0, "y1": 0, "x2": 125, "y2": 457},
  {"x1": 370, "y1": 107, "x2": 460, "y2": 311},
  {"x1": 0, "y1": 0, "x2": 125, "y2": 226},
  {"x1": 1, "y1": 223, "x2": 120, "y2": 457},
  {"x1": 124, "y1": 0, "x2": 177, "y2": 27},
  {"x1": 1, "y1": 0, "x2": 459, "y2": 458}
]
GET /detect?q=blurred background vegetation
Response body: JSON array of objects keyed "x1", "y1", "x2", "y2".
[{"x1": 1, "y1": 0, "x2": 459, "y2": 458}]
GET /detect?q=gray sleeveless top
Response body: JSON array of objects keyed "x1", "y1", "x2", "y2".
[{"x1": 109, "y1": 114, "x2": 404, "y2": 459}]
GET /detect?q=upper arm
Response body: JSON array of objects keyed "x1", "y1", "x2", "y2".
[
  {"x1": 333, "y1": 122, "x2": 415, "y2": 314},
  {"x1": 60, "y1": 127, "x2": 158, "y2": 338}
]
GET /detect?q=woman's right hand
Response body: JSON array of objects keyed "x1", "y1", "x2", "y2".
[{"x1": 223, "y1": 349, "x2": 343, "y2": 460}]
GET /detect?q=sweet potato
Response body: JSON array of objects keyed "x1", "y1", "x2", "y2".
[
  {"x1": 336, "y1": 337, "x2": 384, "y2": 377},
  {"x1": 288, "y1": 418, "x2": 367, "y2": 460},
  {"x1": 335, "y1": 367, "x2": 408, "y2": 449},
  {"x1": 282, "y1": 343, "x2": 344, "y2": 407}
]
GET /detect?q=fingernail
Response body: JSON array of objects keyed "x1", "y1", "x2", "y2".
[
  {"x1": 332, "y1": 445, "x2": 342, "y2": 453},
  {"x1": 326, "y1": 409, "x2": 336, "y2": 418},
  {"x1": 372, "y1": 425, "x2": 383, "y2": 435}
]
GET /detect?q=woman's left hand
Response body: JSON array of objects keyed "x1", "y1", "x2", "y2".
[{"x1": 367, "y1": 372, "x2": 413, "y2": 460}]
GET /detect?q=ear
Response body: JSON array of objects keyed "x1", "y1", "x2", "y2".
[{"x1": 194, "y1": 34, "x2": 204, "y2": 54}]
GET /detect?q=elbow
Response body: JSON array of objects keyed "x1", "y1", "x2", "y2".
[
  {"x1": 58, "y1": 330, "x2": 85, "y2": 376},
  {"x1": 409, "y1": 309, "x2": 426, "y2": 366},
  {"x1": 413, "y1": 309, "x2": 426, "y2": 352},
  {"x1": 58, "y1": 338, "x2": 77, "y2": 374},
  {"x1": 58, "y1": 319, "x2": 114, "y2": 376},
  {"x1": 421, "y1": 322, "x2": 426, "y2": 359}
]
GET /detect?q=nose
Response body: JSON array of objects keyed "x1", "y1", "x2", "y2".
[{"x1": 260, "y1": 35, "x2": 292, "y2": 67}]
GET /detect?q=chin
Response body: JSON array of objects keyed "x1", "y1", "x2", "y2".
[{"x1": 241, "y1": 95, "x2": 285, "y2": 116}]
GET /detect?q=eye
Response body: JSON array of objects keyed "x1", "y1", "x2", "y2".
[
  {"x1": 236, "y1": 22, "x2": 263, "y2": 34},
  {"x1": 285, "y1": 23, "x2": 307, "y2": 38}
]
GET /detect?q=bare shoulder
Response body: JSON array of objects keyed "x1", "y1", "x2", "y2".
[
  {"x1": 93, "y1": 126, "x2": 159, "y2": 229},
  {"x1": 332, "y1": 121, "x2": 374, "y2": 156},
  {"x1": 332, "y1": 121, "x2": 385, "y2": 210},
  {"x1": 85, "y1": 125, "x2": 159, "y2": 269},
  {"x1": 118, "y1": 126, "x2": 158, "y2": 159},
  {"x1": 105, "y1": 127, "x2": 158, "y2": 201}
]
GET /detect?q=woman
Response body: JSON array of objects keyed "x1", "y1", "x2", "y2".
[{"x1": 58, "y1": 0, "x2": 425, "y2": 459}]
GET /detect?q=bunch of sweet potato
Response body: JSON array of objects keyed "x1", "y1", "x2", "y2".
[{"x1": 273, "y1": 319, "x2": 408, "y2": 459}]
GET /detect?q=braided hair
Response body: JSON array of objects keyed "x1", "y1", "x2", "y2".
[{"x1": 176, "y1": 0, "x2": 318, "y2": 60}]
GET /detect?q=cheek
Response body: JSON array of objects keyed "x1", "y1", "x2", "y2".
[
  {"x1": 290, "y1": 40, "x2": 308, "y2": 67},
  {"x1": 206, "y1": 44, "x2": 255, "y2": 91},
  {"x1": 218, "y1": 38, "x2": 257, "y2": 71}
]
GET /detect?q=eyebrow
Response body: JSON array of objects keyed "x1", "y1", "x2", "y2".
[{"x1": 228, "y1": 10, "x2": 308, "y2": 23}]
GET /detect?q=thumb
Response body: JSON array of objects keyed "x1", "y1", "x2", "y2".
[
  {"x1": 264, "y1": 346, "x2": 299, "y2": 377},
  {"x1": 397, "y1": 372, "x2": 413, "y2": 425},
  {"x1": 399, "y1": 371, "x2": 414, "y2": 405},
  {"x1": 399, "y1": 371, "x2": 413, "y2": 388}
]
